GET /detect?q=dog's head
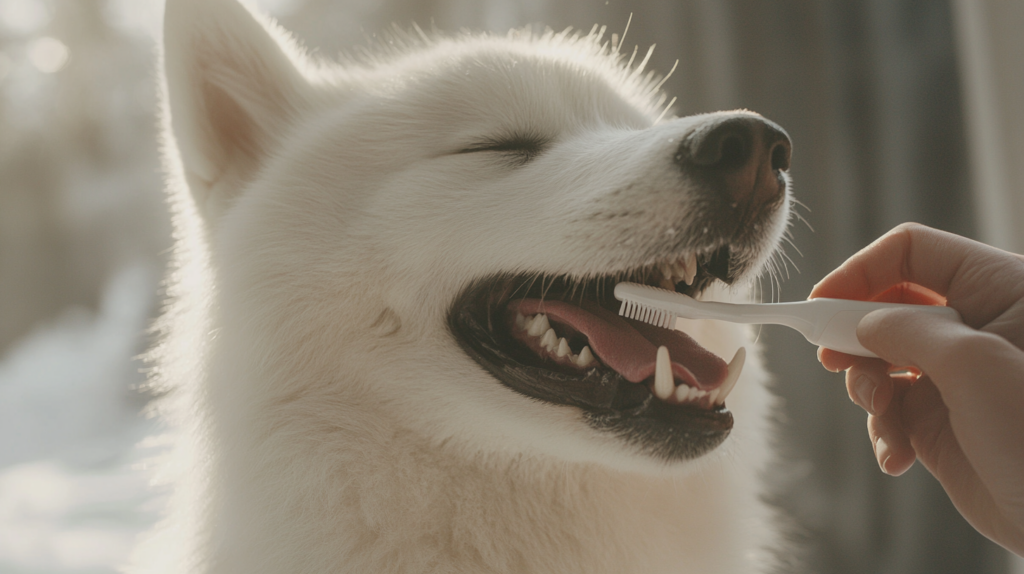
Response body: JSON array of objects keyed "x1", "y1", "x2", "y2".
[{"x1": 164, "y1": 0, "x2": 791, "y2": 472}]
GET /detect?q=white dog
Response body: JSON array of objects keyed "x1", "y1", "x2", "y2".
[{"x1": 134, "y1": 0, "x2": 795, "y2": 572}]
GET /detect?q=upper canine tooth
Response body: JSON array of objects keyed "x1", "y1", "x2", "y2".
[
  {"x1": 556, "y1": 338, "x2": 571, "y2": 357},
  {"x1": 577, "y1": 346, "x2": 595, "y2": 367},
  {"x1": 541, "y1": 329, "x2": 558, "y2": 351},
  {"x1": 654, "y1": 346, "x2": 674, "y2": 400},
  {"x1": 527, "y1": 314, "x2": 549, "y2": 337},
  {"x1": 715, "y1": 347, "x2": 746, "y2": 405}
]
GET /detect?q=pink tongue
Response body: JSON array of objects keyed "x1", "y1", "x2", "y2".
[{"x1": 513, "y1": 299, "x2": 728, "y2": 389}]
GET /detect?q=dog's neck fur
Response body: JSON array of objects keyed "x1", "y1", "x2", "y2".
[{"x1": 196, "y1": 382, "x2": 764, "y2": 574}]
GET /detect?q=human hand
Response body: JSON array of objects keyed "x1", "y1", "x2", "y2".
[{"x1": 810, "y1": 222, "x2": 1024, "y2": 557}]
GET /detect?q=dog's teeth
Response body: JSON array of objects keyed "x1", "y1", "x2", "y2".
[
  {"x1": 654, "y1": 346, "x2": 674, "y2": 400},
  {"x1": 683, "y1": 252, "x2": 697, "y2": 285},
  {"x1": 577, "y1": 346, "x2": 595, "y2": 367},
  {"x1": 515, "y1": 313, "x2": 527, "y2": 330},
  {"x1": 707, "y1": 388, "x2": 720, "y2": 404},
  {"x1": 715, "y1": 347, "x2": 746, "y2": 405},
  {"x1": 660, "y1": 263, "x2": 673, "y2": 282},
  {"x1": 556, "y1": 338, "x2": 571, "y2": 357},
  {"x1": 541, "y1": 329, "x2": 558, "y2": 351},
  {"x1": 674, "y1": 383, "x2": 692, "y2": 402},
  {"x1": 673, "y1": 261, "x2": 686, "y2": 281},
  {"x1": 527, "y1": 314, "x2": 550, "y2": 337}
]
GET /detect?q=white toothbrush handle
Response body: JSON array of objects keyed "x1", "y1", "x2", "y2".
[
  {"x1": 801, "y1": 298, "x2": 961, "y2": 358},
  {"x1": 683, "y1": 298, "x2": 962, "y2": 358}
]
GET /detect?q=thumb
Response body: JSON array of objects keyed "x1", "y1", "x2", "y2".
[
  {"x1": 856, "y1": 307, "x2": 1021, "y2": 403},
  {"x1": 857, "y1": 307, "x2": 1024, "y2": 484},
  {"x1": 856, "y1": 307, "x2": 967, "y2": 373}
]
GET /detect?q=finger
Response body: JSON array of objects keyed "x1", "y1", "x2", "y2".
[
  {"x1": 899, "y1": 377, "x2": 954, "y2": 472},
  {"x1": 867, "y1": 388, "x2": 915, "y2": 476},
  {"x1": 845, "y1": 360, "x2": 893, "y2": 415},
  {"x1": 818, "y1": 347, "x2": 856, "y2": 373},
  {"x1": 809, "y1": 223, "x2": 1024, "y2": 328}
]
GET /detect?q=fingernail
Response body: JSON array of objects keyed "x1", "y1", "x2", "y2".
[
  {"x1": 853, "y1": 375, "x2": 878, "y2": 414},
  {"x1": 875, "y1": 437, "x2": 891, "y2": 474},
  {"x1": 818, "y1": 347, "x2": 840, "y2": 372},
  {"x1": 888, "y1": 366, "x2": 923, "y2": 382}
]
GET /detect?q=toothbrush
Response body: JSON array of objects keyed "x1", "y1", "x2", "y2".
[{"x1": 614, "y1": 282, "x2": 961, "y2": 358}]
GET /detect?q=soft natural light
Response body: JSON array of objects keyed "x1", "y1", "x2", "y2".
[
  {"x1": 252, "y1": 0, "x2": 307, "y2": 16},
  {"x1": 0, "y1": 461, "x2": 149, "y2": 570},
  {"x1": 103, "y1": 0, "x2": 163, "y2": 39},
  {"x1": 0, "y1": 51, "x2": 11, "y2": 82},
  {"x1": 27, "y1": 36, "x2": 68, "y2": 73},
  {"x1": 0, "y1": 0, "x2": 50, "y2": 34},
  {"x1": 0, "y1": 259, "x2": 159, "y2": 571}
]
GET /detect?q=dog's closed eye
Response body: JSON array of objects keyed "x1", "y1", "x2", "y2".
[{"x1": 458, "y1": 133, "x2": 548, "y2": 164}]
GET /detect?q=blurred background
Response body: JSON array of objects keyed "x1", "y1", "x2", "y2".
[{"x1": 0, "y1": 0, "x2": 1022, "y2": 572}]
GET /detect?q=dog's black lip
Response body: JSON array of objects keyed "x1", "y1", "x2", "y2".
[
  {"x1": 703, "y1": 245, "x2": 734, "y2": 284},
  {"x1": 447, "y1": 267, "x2": 735, "y2": 462}
]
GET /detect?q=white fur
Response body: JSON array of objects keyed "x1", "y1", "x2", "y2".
[{"x1": 132, "y1": 1, "x2": 790, "y2": 572}]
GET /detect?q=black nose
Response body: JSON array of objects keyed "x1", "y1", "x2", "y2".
[{"x1": 676, "y1": 116, "x2": 792, "y2": 207}]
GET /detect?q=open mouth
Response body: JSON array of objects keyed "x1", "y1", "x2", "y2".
[{"x1": 448, "y1": 244, "x2": 748, "y2": 462}]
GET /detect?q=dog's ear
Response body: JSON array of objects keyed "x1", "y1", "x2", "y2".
[{"x1": 163, "y1": 0, "x2": 311, "y2": 219}]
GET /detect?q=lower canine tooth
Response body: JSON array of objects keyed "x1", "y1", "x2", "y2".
[
  {"x1": 515, "y1": 313, "x2": 526, "y2": 330},
  {"x1": 654, "y1": 346, "x2": 674, "y2": 400},
  {"x1": 716, "y1": 347, "x2": 746, "y2": 405},
  {"x1": 577, "y1": 346, "x2": 595, "y2": 367}
]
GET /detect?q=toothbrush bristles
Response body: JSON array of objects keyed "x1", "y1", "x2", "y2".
[{"x1": 618, "y1": 299, "x2": 676, "y2": 329}]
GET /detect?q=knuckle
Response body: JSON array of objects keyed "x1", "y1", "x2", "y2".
[{"x1": 893, "y1": 221, "x2": 926, "y2": 234}]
